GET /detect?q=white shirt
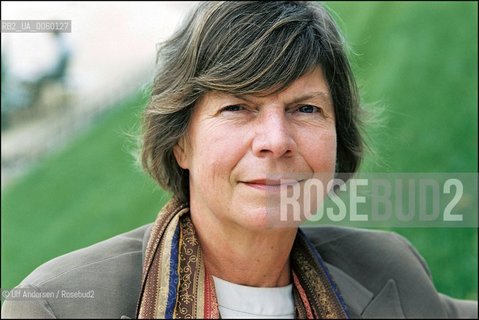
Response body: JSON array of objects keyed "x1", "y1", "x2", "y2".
[{"x1": 212, "y1": 276, "x2": 295, "y2": 319}]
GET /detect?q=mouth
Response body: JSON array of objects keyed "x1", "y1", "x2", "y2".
[{"x1": 241, "y1": 179, "x2": 302, "y2": 191}]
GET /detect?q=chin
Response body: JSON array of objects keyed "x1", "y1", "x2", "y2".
[{"x1": 239, "y1": 206, "x2": 303, "y2": 231}]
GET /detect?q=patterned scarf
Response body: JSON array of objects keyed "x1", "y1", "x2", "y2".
[{"x1": 136, "y1": 198, "x2": 349, "y2": 319}]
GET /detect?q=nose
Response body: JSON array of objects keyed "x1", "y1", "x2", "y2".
[{"x1": 252, "y1": 110, "x2": 297, "y2": 158}]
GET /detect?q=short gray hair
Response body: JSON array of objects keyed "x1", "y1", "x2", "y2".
[{"x1": 141, "y1": 1, "x2": 363, "y2": 203}]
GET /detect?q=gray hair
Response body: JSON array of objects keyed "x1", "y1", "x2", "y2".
[{"x1": 141, "y1": 1, "x2": 363, "y2": 203}]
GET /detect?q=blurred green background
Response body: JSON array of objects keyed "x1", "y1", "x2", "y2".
[{"x1": 1, "y1": 1, "x2": 477, "y2": 301}]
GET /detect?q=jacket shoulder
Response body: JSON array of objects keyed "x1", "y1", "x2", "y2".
[
  {"x1": 304, "y1": 225, "x2": 436, "y2": 292},
  {"x1": 24, "y1": 223, "x2": 149, "y2": 285},
  {"x1": 2, "y1": 223, "x2": 152, "y2": 319},
  {"x1": 303, "y1": 226, "x2": 477, "y2": 318},
  {"x1": 303, "y1": 225, "x2": 432, "y2": 279}
]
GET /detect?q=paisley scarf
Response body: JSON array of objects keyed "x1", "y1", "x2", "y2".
[{"x1": 136, "y1": 198, "x2": 349, "y2": 319}]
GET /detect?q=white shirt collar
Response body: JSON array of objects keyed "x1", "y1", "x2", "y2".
[{"x1": 212, "y1": 276, "x2": 295, "y2": 319}]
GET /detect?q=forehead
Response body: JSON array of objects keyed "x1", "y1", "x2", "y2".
[
  {"x1": 198, "y1": 67, "x2": 332, "y2": 107},
  {"x1": 264, "y1": 67, "x2": 331, "y2": 103}
]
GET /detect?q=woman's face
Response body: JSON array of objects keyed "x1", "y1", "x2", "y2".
[{"x1": 174, "y1": 67, "x2": 337, "y2": 230}]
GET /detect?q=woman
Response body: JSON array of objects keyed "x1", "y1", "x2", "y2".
[{"x1": 2, "y1": 1, "x2": 477, "y2": 319}]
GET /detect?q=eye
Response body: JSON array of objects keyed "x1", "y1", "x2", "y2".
[
  {"x1": 220, "y1": 104, "x2": 245, "y2": 112},
  {"x1": 297, "y1": 104, "x2": 320, "y2": 114}
]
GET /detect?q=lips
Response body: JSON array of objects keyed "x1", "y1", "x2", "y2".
[
  {"x1": 246, "y1": 179, "x2": 298, "y2": 185},
  {"x1": 241, "y1": 178, "x2": 301, "y2": 191}
]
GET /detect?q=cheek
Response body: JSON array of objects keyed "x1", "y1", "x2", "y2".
[
  {"x1": 188, "y1": 123, "x2": 247, "y2": 181},
  {"x1": 303, "y1": 130, "x2": 337, "y2": 173}
]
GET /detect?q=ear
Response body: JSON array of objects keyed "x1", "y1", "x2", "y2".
[{"x1": 173, "y1": 138, "x2": 189, "y2": 169}]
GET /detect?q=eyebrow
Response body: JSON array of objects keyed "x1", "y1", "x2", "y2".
[
  {"x1": 233, "y1": 91, "x2": 331, "y2": 107},
  {"x1": 287, "y1": 91, "x2": 331, "y2": 106}
]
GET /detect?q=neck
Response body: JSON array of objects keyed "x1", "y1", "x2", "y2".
[{"x1": 190, "y1": 205, "x2": 297, "y2": 288}]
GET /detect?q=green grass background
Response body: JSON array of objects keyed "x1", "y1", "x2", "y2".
[{"x1": 2, "y1": 1, "x2": 477, "y2": 301}]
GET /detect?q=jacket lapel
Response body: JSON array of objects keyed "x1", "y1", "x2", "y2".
[
  {"x1": 361, "y1": 279, "x2": 405, "y2": 319},
  {"x1": 326, "y1": 263, "x2": 405, "y2": 318},
  {"x1": 325, "y1": 262, "x2": 373, "y2": 318},
  {"x1": 305, "y1": 226, "x2": 406, "y2": 319}
]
